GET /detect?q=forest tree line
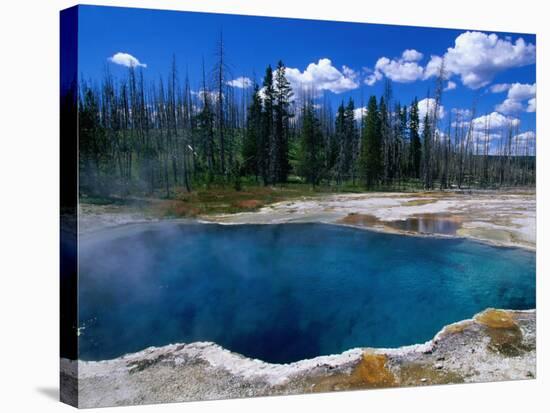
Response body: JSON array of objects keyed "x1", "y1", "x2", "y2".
[{"x1": 76, "y1": 44, "x2": 535, "y2": 199}]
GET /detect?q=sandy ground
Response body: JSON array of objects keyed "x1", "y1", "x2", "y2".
[{"x1": 204, "y1": 190, "x2": 536, "y2": 250}]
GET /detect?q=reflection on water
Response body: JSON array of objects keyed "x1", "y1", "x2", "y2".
[
  {"x1": 340, "y1": 213, "x2": 462, "y2": 235},
  {"x1": 387, "y1": 214, "x2": 463, "y2": 235}
]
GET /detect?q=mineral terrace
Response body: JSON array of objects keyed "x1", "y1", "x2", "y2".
[
  {"x1": 62, "y1": 309, "x2": 535, "y2": 408},
  {"x1": 205, "y1": 190, "x2": 535, "y2": 250}
]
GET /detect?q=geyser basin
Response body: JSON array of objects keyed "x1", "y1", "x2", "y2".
[{"x1": 78, "y1": 223, "x2": 535, "y2": 364}]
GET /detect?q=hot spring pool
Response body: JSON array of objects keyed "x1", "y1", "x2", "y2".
[{"x1": 78, "y1": 222, "x2": 535, "y2": 364}]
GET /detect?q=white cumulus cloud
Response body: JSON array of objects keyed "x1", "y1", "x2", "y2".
[
  {"x1": 458, "y1": 118, "x2": 531, "y2": 155},
  {"x1": 368, "y1": 55, "x2": 424, "y2": 84},
  {"x1": 365, "y1": 69, "x2": 383, "y2": 86},
  {"x1": 512, "y1": 131, "x2": 536, "y2": 155},
  {"x1": 490, "y1": 83, "x2": 512, "y2": 93},
  {"x1": 423, "y1": 55, "x2": 444, "y2": 80},
  {"x1": 191, "y1": 89, "x2": 219, "y2": 103},
  {"x1": 495, "y1": 99, "x2": 524, "y2": 115},
  {"x1": 494, "y1": 82, "x2": 536, "y2": 114},
  {"x1": 417, "y1": 97, "x2": 445, "y2": 121},
  {"x1": 286, "y1": 58, "x2": 359, "y2": 94},
  {"x1": 444, "y1": 81, "x2": 457, "y2": 91},
  {"x1": 526, "y1": 97, "x2": 536, "y2": 112},
  {"x1": 471, "y1": 112, "x2": 520, "y2": 131},
  {"x1": 425, "y1": 32, "x2": 535, "y2": 89},
  {"x1": 342, "y1": 65, "x2": 357, "y2": 79},
  {"x1": 507, "y1": 82, "x2": 536, "y2": 101},
  {"x1": 451, "y1": 108, "x2": 472, "y2": 118},
  {"x1": 364, "y1": 32, "x2": 534, "y2": 89},
  {"x1": 402, "y1": 49, "x2": 424, "y2": 62},
  {"x1": 515, "y1": 131, "x2": 535, "y2": 142},
  {"x1": 226, "y1": 76, "x2": 253, "y2": 88},
  {"x1": 108, "y1": 52, "x2": 147, "y2": 68},
  {"x1": 353, "y1": 106, "x2": 367, "y2": 121}
]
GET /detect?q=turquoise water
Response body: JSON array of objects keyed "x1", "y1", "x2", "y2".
[{"x1": 78, "y1": 223, "x2": 535, "y2": 363}]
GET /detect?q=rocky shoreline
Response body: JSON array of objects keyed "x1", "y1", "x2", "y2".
[
  {"x1": 204, "y1": 191, "x2": 536, "y2": 250},
  {"x1": 62, "y1": 309, "x2": 535, "y2": 408},
  {"x1": 78, "y1": 191, "x2": 536, "y2": 251}
]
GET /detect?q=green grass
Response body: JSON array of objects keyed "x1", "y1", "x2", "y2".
[
  {"x1": 154, "y1": 177, "x2": 441, "y2": 218},
  {"x1": 157, "y1": 181, "x2": 333, "y2": 217}
]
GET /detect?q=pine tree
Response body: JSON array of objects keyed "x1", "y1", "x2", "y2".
[
  {"x1": 335, "y1": 99, "x2": 357, "y2": 183},
  {"x1": 379, "y1": 96, "x2": 390, "y2": 184},
  {"x1": 214, "y1": 32, "x2": 227, "y2": 176},
  {"x1": 198, "y1": 58, "x2": 215, "y2": 179},
  {"x1": 297, "y1": 101, "x2": 324, "y2": 185},
  {"x1": 261, "y1": 65, "x2": 275, "y2": 185},
  {"x1": 274, "y1": 60, "x2": 293, "y2": 183},
  {"x1": 242, "y1": 85, "x2": 262, "y2": 179},
  {"x1": 394, "y1": 103, "x2": 407, "y2": 185},
  {"x1": 344, "y1": 99, "x2": 356, "y2": 178},
  {"x1": 409, "y1": 98, "x2": 421, "y2": 179},
  {"x1": 360, "y1": 95, "x2": 382, "y2": 188},
  {"x1": 335, "y1": 102, "x2": 346, "y2": 182},
  {"x1": 422, "y1": 111, "x2": 433, "y2": 189}
]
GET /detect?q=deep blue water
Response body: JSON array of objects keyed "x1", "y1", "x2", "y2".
[{"x1": 78, "y1": 223, "x2": 536, "y2": 363}]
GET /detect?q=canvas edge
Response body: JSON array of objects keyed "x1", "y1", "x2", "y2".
[{"x1": 60, "y1": 4, "x2": 80, "y2": 408}]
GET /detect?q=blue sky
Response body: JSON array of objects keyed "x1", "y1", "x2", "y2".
[{"x1": 75, "y1": 5, "x2": 536, "y2": 146}]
